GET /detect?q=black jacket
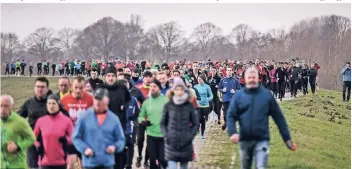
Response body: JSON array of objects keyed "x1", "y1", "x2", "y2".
[
  {"x1": 88, "y1": 78, "x2": 104, "y2": 90},
  {"x1": 207, "y1": 75, "x2": 221, "y2": 97},
  {"x1": 160, "y1": 94, "x2": 199, "y2": 162},
  {"x1": 290, "y1": 67, "x2": 301, "y2": 81},
  {"x1": 275, "y1": 67, "x2": 288, "y2": 82},
  {"x1": 17, "y1": 90, "x2": 69, "y2": 129},
  {"x1": 308, "y1": 68, "x2": 317, "y2": 80},
  {"x1": 129, "y1": 85, "x2": 145, "y2": 104},
  {"x1": 104, "y1": 82, "x2": 131, "y2": 131}
]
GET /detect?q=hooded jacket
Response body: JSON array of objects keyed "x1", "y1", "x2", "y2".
[
  {"x1": 194, "y1": 83, "x2": 213, "y2": 107},
  {"x1": 104, "y1": 82, "x2": 131, "y2": 131},
  {"x1": 218, "y1": 77, "x2": 241, "y2": 103},
  {"x1": 227, "y1": 86, "x2": 291, "y2": 142},
  {"x1": 160, "y1": 92, "x2": 199, "y2": 162},
  {"x1": 17, "y1": 90, "x2": 69, "y2": 129},
  {"x1": 0, "y1": 112, "x2": 35, "y2": 169},
  {"x1": 341, "y1": 67, "x2": 351, "y2": 82}
]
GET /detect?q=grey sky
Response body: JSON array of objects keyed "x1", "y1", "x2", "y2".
[{"x1": 1, "y1": 3, "x2": 350, "y2": 40}]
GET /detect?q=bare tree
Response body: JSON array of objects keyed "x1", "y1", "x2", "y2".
[
  {"x1": 147, "y1": 21, "x2": 183, "y2": 61},
  {"x1": 24, "y1": 27, "x2": 58, "y2": 61},
  {"x1": 121, "y1": 14, "x2": 144, "y2": 61},
  {"x1": 1, "y1": 32, "x2": 22, "y2": 62},
  {"x1": 191, "y1": 22, "x2": 222, "y2": 60},
  {"x1": 231, "y1": 24, "x2": 252, "y2": 58},
  {"x1": 56, "y1": 28, "x2": 79, "y2": 59}
]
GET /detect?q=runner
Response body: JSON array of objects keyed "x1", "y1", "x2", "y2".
[
  {"x1": 61, "y1": 76, "x2": 94, "y2": 169},
  {"x1": 161, "y1": 77, "x2": 199, "y2": 169},
  {"x1": 33, "y1": 94, "x2": 74, "y2": 169},
  {"x1": 88, "y1": 68, "x2": 104, "y2": 91},
  {"x1": 308, "y1": 64, "x2": 318, "y2": 95},
  {"x1": 138, "y1": 79, "x2": 169, "y2": 169},
  {"x1": 15, "y1": 59, "x2": 21, "y2": 76},
  {"x1": 0, "y1": 95, "x2": 35, "y2": 169},
  {"x1": 227, "y1": 67, "x2": 296, "y2": 169},
  {"x1": 17, "y1": 77, "x2": 69, "y2": 169},
  {"x1": 194, "y1": 74, "x2": 213, "y2": 139},
  {"x1": 207, "y1": 67, "x2": 221, "y2": 125},
  {"x1": 5, "y1": 62, "x2": 10, "y2": 75},
  {"x1": 341, "y1": 62, "x2": 351, "y2": 102},
  {"x1": 156, "y1": 71, "x2": 170, "y2": 95},
  {"x1": 73, "y1": 88, "x2": 126, "y2": 169},
  {"x1": 55, "y1": 76, "x2": 71, "y2": 99}
]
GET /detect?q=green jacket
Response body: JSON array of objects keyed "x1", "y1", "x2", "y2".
[
  {"x1": 139, "y1": 95, "x2": 168, "y2": 137},
  {"x1": 0, "y1": 112, "x2": 35, "y2": 169}
]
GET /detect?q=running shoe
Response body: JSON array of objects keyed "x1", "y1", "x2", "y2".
[{"x1": 136, "y1": 156, "x2": 142, "y2": 168}]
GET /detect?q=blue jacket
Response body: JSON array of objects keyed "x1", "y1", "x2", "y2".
[
  {"x1": 226, "y1": 86, "x2": 291, "y2": 142},
  {"x1": 72, "y1": 108, "x2": 126, "y2": 168},
  {"x1": 161, "y1": 86, "x2": 169, "y2": 95},
  {"x1": 218, "y1": 77, "x2": 241, "y2": 102},
  {"x1": 341, "y1": 67, "x2": 351, "y2": 82},
  {"x1": 126, "y1": 97, "x2": 140, "y2": 135},
  {"x1": 194, "y1": 83, "x2": 213, "y2": 107}
]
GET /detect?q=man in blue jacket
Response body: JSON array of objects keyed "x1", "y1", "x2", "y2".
[
  {"x1": 341, "y1": 62, "x2": 351, "y2": 102},
  {"x1": 226, "y1": 67, "x2": 296, "y2": 169},
  {"x1": 73, "y1": 88, "x2": 126, "y2": 169},
  {"x1": 218, "y1": 67, "x2": 240, "y2": 130}
]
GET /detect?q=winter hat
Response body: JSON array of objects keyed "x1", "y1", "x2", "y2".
[
  {"x1": 150, "y1": 79, "x2": 162, "y2": 90},
  {"x1": 198, "y1": 73, "x2": 207, "y2": 82},
  {"x1": 106, "y1": 67, "x2": 117, "y2": 76},
  {"x1": 172, "y1": 77, "x2": 187, "y2": 90},
  {"x1": 47, "y1": 94, "x2": 60, "y2": 104}
]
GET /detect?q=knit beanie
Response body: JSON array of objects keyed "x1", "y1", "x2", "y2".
[
  {"x1": 172, "y1": 77, "x2": 186, "y2": 90},
  {"x1": 106, "y1": 67, "x2": 117, "y2": 76},
  {"x1": 47, "y1": 94, "x2": 60, "y2": 104},
  {"x1": 150, "y1": 79, "x2": 162, "y2": 90}
]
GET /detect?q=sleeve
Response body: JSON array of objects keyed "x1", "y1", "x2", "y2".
[
  {"x1": 269, "y1": 96, "x2": 292, "y2": 142},
  {"x1": 190, "y1": 106, "x2": 200, "y2": 136},
  {"x1": 218, "y1": 79, "x2": 224, "y2": 92},
  {"x1": 235, "y1": 79, "x2": 241, "y2": 90},
  {"x1": 72, "y1": 117, "x2": 90, "y2": 154},
  {"x1": 17, "y1": 100, "x2": 28, "y2": 118},
  {"x1": 194, "y1": 88, "x2": 201, "y2": 101},
  {"x1": 138, "y1": 102, "x2": 147, "y2": 123},
  {"x1": 207, "y1": 86, "x2": 213, "y2": 102},
  {"x1": 66, "y1": 120, "x2": 74, "y2": 144},
  {"x1": 113, "y1": 116, "x2": 126, "y2": 153},
  {"x1": 160, "y1": 104, "x2": 169, "y2": 137},
  {"x1": 137, "y1": 90, "x2": 145, "y2": 104},
  {"x1": 18, "y1": 119, "x2": 36, "y2": 151},
  {"x1": 226, "y1": 94, "x2": 238, "y2": 136},
  {"x1": 341, "y1": 68, "x2": 346, "y2": 75},
  {"x1": 33, "y1": 120, "x2": 41, "y2": 147}
]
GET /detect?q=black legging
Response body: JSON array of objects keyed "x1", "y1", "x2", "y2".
[
  {"x1": 309, "y1": 78, "x2": 316, "y2": 94},
  {"x1": 147, "y1": 136, "x2": 166, "y2": 169},
  {"x1": 270, "y1": 82, "x2": 278, "y2": 98},
  {"x1": 210, "y1": 97, "x2": 220, "y2": 121},
  {"x1": 199, "y1": 107, "x2": 209, "y2": 136},
  {"x1": 301, "y1": 77, "x2": 308, "y2": 95},
  {"x1": 222, "y1": 102, "x2": 230, "y2": 123},
  {"x1": 343, "y1": 81, "x2": 351, "y2": 101},
  {"x1": 137, "y1": 125, "x2": 149, "y2": 163},
  {"x1": 40, "y1": 165, "x2": 67, "y2": 169},
  {"x1": 278, "y1": 81, "x2": 286, "y2": 99}
]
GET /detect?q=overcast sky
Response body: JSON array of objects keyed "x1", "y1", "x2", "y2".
[{"x1": 1, "y1": 3, "x2": 350, "y2": 40}]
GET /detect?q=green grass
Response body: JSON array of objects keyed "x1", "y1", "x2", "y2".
[
  {"x1": 1, "y1": 77, "x2": 351, "y2": 169},
  {"x1": 199, "y1": 90, "x2": 350, "y2": 169}
]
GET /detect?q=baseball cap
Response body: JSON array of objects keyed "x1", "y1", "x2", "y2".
[{"x1": 93, "y1": 88, "x2": 109, "y2": 100}]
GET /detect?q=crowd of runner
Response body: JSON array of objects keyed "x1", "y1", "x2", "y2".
[{"x1": 1, "y1": 58, "x2": 350, "y2": 169}]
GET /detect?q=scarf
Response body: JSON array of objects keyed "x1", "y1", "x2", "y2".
[{"x1": 172, "y1": 93, "x2": 189, "y2": 105}]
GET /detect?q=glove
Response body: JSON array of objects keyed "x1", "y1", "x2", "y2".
[
  {"x1": 141, "y1": 120, "x2": 152, "y2": 127},
  {"x1": 58, "y1": 136, "x2": 67, "y2": 144},
  {"x1": 36, "y1": 144, "x2": 44, "y2": 157},
  {"x1": 285, "y1": 140, "x2": 297, "y2": 151}
]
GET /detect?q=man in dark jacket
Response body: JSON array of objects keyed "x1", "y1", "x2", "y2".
[
  {"x1": 104, "y1": 67, "x2": 131, "y2": 169},
  {"x1": 308, "y1": 63, "x2": 318, "y2": 95},
  {"x1": 17, "y1": 77, "x2": 69, "y2": 169},
  {"x1": 289, "y1": 63, "x2": 301, "y2": 98},
  {"x1": 275, "y1": 62, "x2": 289, "y2": 101},
  {"x1": 226, "y1": 67, "x2": 296, "y2": 169},
  {"x1": 88, "y1": 68, "x2": 104, "y2": 91}
]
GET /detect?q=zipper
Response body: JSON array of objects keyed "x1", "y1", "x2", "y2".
[
  {"x1": 1, "y1": 121, "x2": 9, "y2": 169},
  {"x1": 249, "y1": 93, "x2": 255, "y2": 139}
]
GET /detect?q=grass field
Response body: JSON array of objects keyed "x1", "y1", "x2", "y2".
[{"x1": 1, "y1": 77, "x2": 351, "y2": 169}]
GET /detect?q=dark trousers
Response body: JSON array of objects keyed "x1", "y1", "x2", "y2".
[
  {"x1": 222, "y1": 102, "x2": 230, "y2": 123},
  {"x1": 270, "y1": 82, "x2": 278, "y2": 98},
  {"x1": 52, "y1": 68, "x2": 56, "y2": 76},
  {"x1": 301, "y1": 77, "x2": 308, "y2": 95},
  {"x1": 5, "y1": 68, "x2": 9, "y2": 75},
  {"x1": 21, "y1": 66, "x2": 25, "y2": 75},
  {"x1": 217, "y1": 101, "x2": 223, "y2": 122},
  {"x1": 137, "y1": 125, "x2": 149, "y2": 162},
  {"x1": 30, "y1": 70, "x2": 33, "y2": 76},
  {"x1": 37, "y1": 68, "x2": 42, "y2": 75},
  {"x1": 40, "y1": 165, "x2": 66, "y2": 169},
  {"x1": 126, "y1": 128, "x2": 137, "y2": 169},
  {"x1": 278, "y1": 81, "x2": 286, "y2": 99},
  {"x1": 27, "y1": 145, "x2": 39, "y2": 168},
  {"x1": 198, "y1": 107, "x2": 209, "y2": 136},
  {"x1": 290, "y1": 80, "x2": 298, "y2": 97},
  {"x1": 147, "y1": 136, "x2": 166, "y2": 169},
  {"x1": 11, "y1": 68, "x2": 15, "y2": 75},
  {"x1": 309, "y1": 78, "x2": 316, "y2": 94},
  {"x1": 70, "y1": 68, "x2": 74, "y2": 76},
  {"x1": 343, "y1": 81, "x2": 351, "y2": 101},
  {"x1": 114, "y1": 148, "x2": 127, "y2": 169},
  {"x1": 84, "y1": 167, "x2": 113, "y2": 169},
  {"x1": 210, "y1": 96, "x2": 220, "y2": 121}
]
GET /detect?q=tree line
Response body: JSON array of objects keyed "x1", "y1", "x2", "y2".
[{"x1": 1, "y1": 14, "x2": 350, "y2": 90}]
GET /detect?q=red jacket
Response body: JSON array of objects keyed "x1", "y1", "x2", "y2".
[
  {"x1": 270, "y1": 69, "x2": 277, "y2": 82},
  {"x1": 34, "y1": 112, "x2": 73, "y2": 166}
]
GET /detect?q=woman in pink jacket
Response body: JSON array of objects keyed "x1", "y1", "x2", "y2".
[
  {"x1": 270, "y1": 64, "x2": 278, "y2": 98},
  {"x1": 34, "y1": 95, "x2": 74, "y2": 169}
]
